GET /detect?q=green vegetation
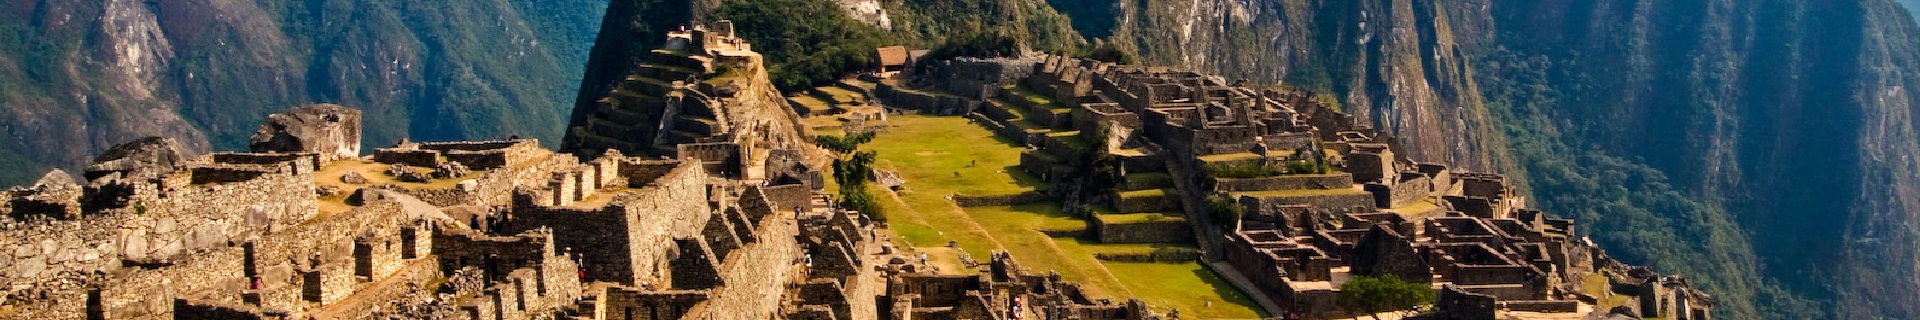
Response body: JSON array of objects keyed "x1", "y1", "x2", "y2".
[
  {"x1": 816, "y1": 131, "x2": 883, "y2": 216},
  {"x1": 716, "y1": 0, "x2": 889, "y2": 91},
  {"x1": 1204, "y1": 194, "x2": 1244, "y2": 225},
  {"x1": 1103, "y1": 262, "x2": 1259, "y2": 319},
  {"x1": 814, "y1": 132, "x2": 876, "y2": 154},
  {"x1": 920, "y1": 32, "x2": 1024, "y2": 63},
  {"x1": 887, "y1": 0, "x2": 1083, "y2": 53},
  {"x1": 1095, "y1": 213, "x2": 1181, "y2": 224},
  {"x1": 1336, "y1": 275, "x2": 1434, "y2": 318},
  {"x1": 863, "y1": 115, "x2": 1260, "y2": 318},
  {"x1": 1477, "y1": 48, "x2": 1818, "y2": 319},
  {"x1": 1079, "y1": 41, "x2": 1139, "y2": 65}
]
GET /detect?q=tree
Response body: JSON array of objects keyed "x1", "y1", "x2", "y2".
[
  {"x1": 1081, "y1": 42, "x2": 1138, "y2": 65},
  {"x1": 716, "y1": 0, "x2": 889, "y2": 91},
  {"x1": 1337, "y1": 275, "x2": 1435, "y2": 319},
  {"x1": 816, "y1": 132, "x2": 883, "y2": 216}
]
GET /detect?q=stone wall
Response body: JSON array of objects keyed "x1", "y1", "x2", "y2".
[
  {"x1": 1210, "y1": 173, "x2": 1353, "y2": 192},
  {"x1": 0, "y1": 164, "x2": 322, "y2": 313},
  {"x1": 1239, "y1": 192, "x2": 1377, "y2": 214},
  {"x1": 875, "y1": 82, "x2": 980, "y2": 115},
  {"x1": 1437, "y1": 284, "x2": 1497, "y2": 320},
  {"x1": 1503, "y1": 300, "x2": 1579, "y2": 313},
  {"x1": 762, "y1": 184, "x2": 814, "y2": 213},
  {"x1": 1365, "y1": 175, "x2": 1430, "y2": 209},
  {"x1": 597, "y1": 288, "x2": 708, "y2": 320},
  {"x1": 173, "y1": 299, "x2": 283, "y2": 320},
  {"x1": 416, "y1": 140, "x2": 542, "y2": 171},
  {"x1": 1092, "y1": 216, "x2": 1191, "y2": 244},
  {"x1": 373, "y1": 149, "x2": 442, "y2": 168},
  {"x1": 93, "y1": 198, "x2": 419, "y2": 319},
  {"x1": 968, "y1": 112, "x2": 1033, "y2": 146},
  {"x1": 1091, "y1": 249, "x2": 1201, "y2": 263},
  {"x1": 697, "y1": 187, "x2": 800, "y2": 320},
  {"x1": 510, "y1": 160, "x2": 709, "y2": 287},
  {"x1": 1112, "y1": 190, "x2": 1178, "y2": 213},
  {"x1": 920, "y1": 57, "x2": 1037, "y2": 100}
]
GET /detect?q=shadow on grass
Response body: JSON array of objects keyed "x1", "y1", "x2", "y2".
[{"x1": 1192, "y1": 266, "x2": 1269, "y2": 318}]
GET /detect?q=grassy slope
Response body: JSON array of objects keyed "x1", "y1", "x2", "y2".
[{"x1": 863, "y1": 115, "x2": 1261, "y2": 318}]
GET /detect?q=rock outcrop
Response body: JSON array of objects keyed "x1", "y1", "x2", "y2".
[
  {"x1": 83, "y1": 136, "x2": 192, "y2": 181},
  {"x1": 250, "y1": 104, "x2": 364, "y2": 161}
]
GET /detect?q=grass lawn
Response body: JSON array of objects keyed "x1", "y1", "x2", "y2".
[
  {"x1": 814, "y1": 86, "x2": 864, "y2": 103},
  {"x1": 1105, "y1": 262, "x2": 1265, "y2": 319},
  {"x1": 862, "y1": 115, "x2": 1263, "y2": 318},
  {"x1": 1118, "y1": 188, "x2": 1169, "y2": 199},
  {"x1": 1005, "y1": 84, "x2": 1069, "y2": 110}
]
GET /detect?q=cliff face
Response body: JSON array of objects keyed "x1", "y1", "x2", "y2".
[
  {"x1": 1478, "y1": 1, "x2": 1920, "y2": 318},
  {"x1": 1064, "y1": 0, "x2": 1920, "y2": 318},
  {"x1": 0, "y1": 0, "x2": 608, "y2": 185},
  {"x1": 1094, "y1": 0, "x2": 1506, "y2": 174}
]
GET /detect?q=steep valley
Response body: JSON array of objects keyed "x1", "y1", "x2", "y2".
[
  {"x1": 1058, "y1": 0, "x2": 1920, "y2": 318},
  {"x1": 0, "y1": 0, "x2": 608, "y2": 185},
  {"x1": 0, "y1": 0, "x2": 1915, "y2": 318}
]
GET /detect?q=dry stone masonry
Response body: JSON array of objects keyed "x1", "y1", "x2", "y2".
[
  {"x1": 887, "y1": 52, "x2": 1717, "y2": 319},
  {"x1": 0, "y1": 16, "x2": 1718, "y2": 320},
  {"x1": 0, "y1": 21, "x2": 1154, "y2": 320}
]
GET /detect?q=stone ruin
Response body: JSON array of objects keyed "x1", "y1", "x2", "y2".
[
  {"x1": 877, "y1": 252, "x2": 1158, "y2": 320},
  {"x1": 0, "y1": 21, "x2": 1159, "y2": 320},
  {"x1": 892, "y1": 52, "x2": 1717, "y2": 319},
  {"x1": 0, "y1": 18, "x2": 1726, "y2": 320}
]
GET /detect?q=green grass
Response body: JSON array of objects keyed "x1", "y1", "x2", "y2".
[
  {"x1": 1105, "y1": 262, "x2": 1265, "y2": 319},
  {"x1": 1045, "y1": 131, "x2": 1093, "y2": 153},
  {"x1": 1005, "y1": 84, "x2": 1069, "y2": 110},
  {"x1": 790, "y1": 95, "x2": 832, "y2": 110},
  {"x1": 863, "y1": 115, "x2": 1261, "y2": 317},
  {"x1": 1198, "y1": 153, "x2": 1265, "y2": 164},
  {"x1": 1123, "y1": 172, "x2": 1173, "y2": 190},
  {"x1": 814, "y1": 86, "x2": 864, "y2": 103},
  {"x1": 1118, "y1": 188, "x2": 1169, "y2": 199}
]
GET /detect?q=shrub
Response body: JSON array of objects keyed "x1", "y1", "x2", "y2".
[
  {"x1": 1080, "y1": 42, "x2": 1138, "y2": 65},
  {"x1": 1337, "y1": 275, "x2": 1435, "y2": 318},
  {"x1": 1205, "y1": 194, "x2": 1243, "y2": 224},
  {"x1": 1204, "y1": 162, "x2": 1286, "y2": 178}
]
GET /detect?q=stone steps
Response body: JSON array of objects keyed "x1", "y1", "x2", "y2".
[
  {"x1": 637, "y1": 63, "x2": 702, "y2": 81},
  {"x1": 621, "y1": 75, "x2": 677, "y2": 97},
  {"x1": 672, "y1": 115, "x2": 719, "y2": 134}
]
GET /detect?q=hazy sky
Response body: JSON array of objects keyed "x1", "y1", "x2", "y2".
[{"x1": 1904, "y1": 0, "x2": 1920, "y2": 21}]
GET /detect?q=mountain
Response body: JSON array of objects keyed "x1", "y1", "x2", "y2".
[
  {"x1": 1043, "y1": 0, "x2": 1920, "y2": 318},
  {"x1": 0, "y1": 0, "x2": 608, "y2": 185},
  {"x1": 1902, "y1": 0, "x2": 1920, "y2": 21}
]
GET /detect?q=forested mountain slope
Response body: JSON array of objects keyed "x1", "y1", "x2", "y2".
[
  {"x1": 0, "y1": 0, "x2": 607, "y2": 184},
  {"x1": 1049, "y1": 0, "x2": 1920, "y2": 318}
]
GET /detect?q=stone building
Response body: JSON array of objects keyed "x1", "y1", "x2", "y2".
[{"x1": 904, "y1": 53, "x2": 1716, "y2": 319}]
